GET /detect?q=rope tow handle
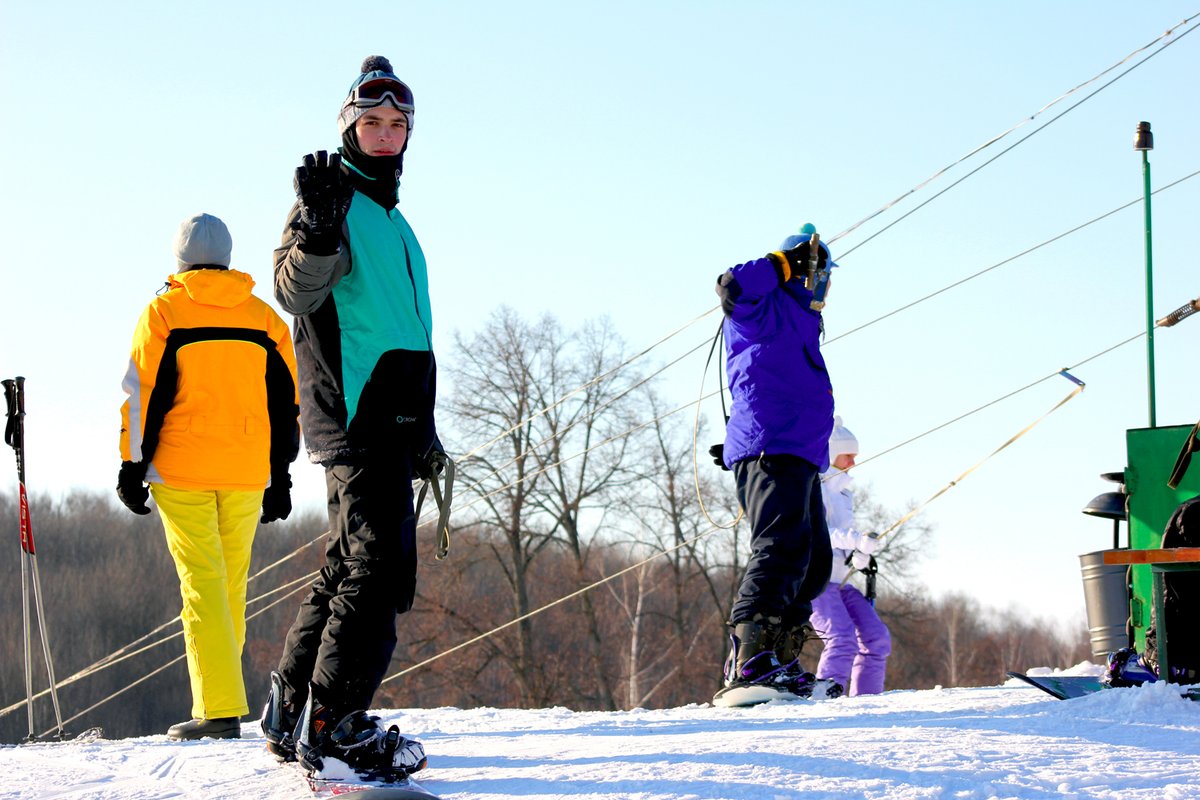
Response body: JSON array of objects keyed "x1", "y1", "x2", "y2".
[
  {"x1": 839, "y1": 369, "x2": 1086, "y2": 587},
  {"x1": 415, "y1": 454, "x2": 455, "y2": 560}
]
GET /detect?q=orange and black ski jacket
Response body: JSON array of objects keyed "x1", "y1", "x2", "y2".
[{"x1": 119, "y1": 269, "x2": 300, "y2": 491}]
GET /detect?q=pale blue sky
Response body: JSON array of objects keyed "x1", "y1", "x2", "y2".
[{"x1": 2, "y1": 1, "x2": 1198, "y2": 622}]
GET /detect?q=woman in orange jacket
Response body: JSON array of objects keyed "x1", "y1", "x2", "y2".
[{"x1": 117, "y1": 213, "x2": 300, "y2": 740}]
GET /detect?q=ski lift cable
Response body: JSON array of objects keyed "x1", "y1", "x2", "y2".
[
  {"x1": 37, "y1": 578, "x2": 312, "y2": 737},
  {"x1": 825, "y1": 169, "x2": 1200, "y2": 346},
  {"x1": 838, "y1": 371, "x2": 1089, "y2": 588},
  {"x1": 832, "y1": 19, "x2": 1200, "y2": 262},
  {"x1": 853, "y1": 333, "x2": 1144, "y2": 476},
  {"x1": 0, "y1": 566, "x2": 319, "y2": 724},
  {"x1": 828, "y1": 13, "x2": 1200, "y2": 254},
  {"x1": 380, "y1": 518, "x2": 730, "y2": 686}
]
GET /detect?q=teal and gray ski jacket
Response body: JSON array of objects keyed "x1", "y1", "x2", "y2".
[{"x1": 274, "y1": 184, "x2": 437, "y2": 466}]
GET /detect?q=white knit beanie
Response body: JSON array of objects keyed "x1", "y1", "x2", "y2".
[{"x1": 828, "y1": 415, "x2": 859, "y2": 461}]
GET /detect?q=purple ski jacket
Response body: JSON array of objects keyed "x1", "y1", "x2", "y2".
[{"x1": 716, "y1": 255, "x2": 835, "y2": 471}]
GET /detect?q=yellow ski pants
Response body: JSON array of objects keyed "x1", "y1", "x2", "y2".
[{"x1": 151, "y1": 484, "x2": 261, "y2": 719}]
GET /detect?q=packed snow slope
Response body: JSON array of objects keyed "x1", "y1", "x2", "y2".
[{"x1": 4, "y1": 670, "x2": 1200, "y2": 800}]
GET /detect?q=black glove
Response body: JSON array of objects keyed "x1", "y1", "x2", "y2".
[
  {"x1": 767, "y1": 238, "x2": 828, "y2": 285},
  {"x1": 293, "y1": 151, "x2": 354, "y2": 255},
  {"x1": 261, "y1": 473, "x2": 292, "y2": 524},
  {"x1": 708, "y1": 443, "x2": 730, "y2": 471},
  {"x1": 414, "y1": 434, "x2": 448, "y2": 481},
  {"x1": 116, "y1": 461, "x2": 151, "y2": 515}
]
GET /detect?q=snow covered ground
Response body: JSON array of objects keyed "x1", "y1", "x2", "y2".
[{"x1": 4, "y1": 666, "x2": 1199, "y2": 800}]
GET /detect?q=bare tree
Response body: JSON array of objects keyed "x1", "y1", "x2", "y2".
[
  {"x1": 442, "y1": 307, "x2": 562, "y2": 705},
  {"x1": 524, "y1": 316, "x2": 644, "y2": 711},
  {"x1": 612, "y1": 389, "x2": 745, "y2": 707}
]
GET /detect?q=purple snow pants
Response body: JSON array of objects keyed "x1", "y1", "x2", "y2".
[{"x1": 810, "y1": 581, "x2": 891, "y2": 696}]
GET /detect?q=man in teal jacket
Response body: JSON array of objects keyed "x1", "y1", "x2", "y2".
[{"x1": 261, "y1": 55, "x2": 441, "y2": 780}]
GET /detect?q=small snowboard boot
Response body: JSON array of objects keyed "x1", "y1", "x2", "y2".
[
  {"x1": 295, "y1": 692, "x2": 427, "y2": 780},
  {"x1": 771, "y1": 623, "x2": 818, "y2": 698},
  {"x1": 260, "y1": 671, "x2": 302, "y2": 762},
  {"x1": 166, "y1": 716, "x2": 240, "y2": 741},
  {"x1": 1105, "y1": 647, "x2": 1158, "y2": 687}
]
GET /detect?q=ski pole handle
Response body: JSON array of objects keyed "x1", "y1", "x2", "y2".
[{"x1": 3, "y1": 376, "x2": 24, "y2": 451}]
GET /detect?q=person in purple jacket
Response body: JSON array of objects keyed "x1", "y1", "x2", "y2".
[{"x1": 711, "y1": 226, "x2": 837, "y2": 706}]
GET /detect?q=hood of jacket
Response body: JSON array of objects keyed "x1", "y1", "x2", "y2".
[{"x1": 166, "y1": 268, "x2": 256, "y2": 308}]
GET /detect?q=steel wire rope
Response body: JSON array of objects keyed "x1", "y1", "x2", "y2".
[
  {"x1": 831, "y1": 18, "x2": 1200, "y2": 262},
  {"x1": 37, "y1": 575, "x2": 313, "y2": 737},
  {"x1": 379, "y1": 518, "x2": 730, "y2": 686},
  {"x1": 0, "y1": 567, "x2": 322, "y2": 723},
  {"x1": 827, "y1": 13, "x2": 1200, "y2": 252},
  {"x1": 824, "y1": 169, "x2": 1200, "y2": 347}
]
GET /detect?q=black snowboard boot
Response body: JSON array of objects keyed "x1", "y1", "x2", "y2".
[
  {"x1": 166, "y1": 716, "x2": 240, "y2": 741},
  {"x1": 260, "y1": 671, "x2": 302, "y2": 762},
  {"x1": 772, "y1": 623, "x2": 818, "y2": 697},
  {"x1": 295, "y1": 690, "x2": 427, "y2": 780},
  {"x1": 724, "y1": 616, "x2": 789, "y2": 685}
]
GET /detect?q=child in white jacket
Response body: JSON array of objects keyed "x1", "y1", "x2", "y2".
[{"x1": 811, "y1": 417, "x2": 891, "y2": 695}]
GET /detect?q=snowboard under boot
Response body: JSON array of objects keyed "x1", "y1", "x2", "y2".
[
  {"x1": 261, "y1": 671, "x2": 302, "y2": 761},
  {"x1": 166, "y1": 716, "x2": 240, "y2": 741},
  {"x1": 295, "y1": 691, "x2": 427, "y2": 780}
]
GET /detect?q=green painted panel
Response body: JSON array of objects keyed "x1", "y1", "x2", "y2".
[{"x1": 1125, "y1": 425, "x2": 1200, "y2": 649}]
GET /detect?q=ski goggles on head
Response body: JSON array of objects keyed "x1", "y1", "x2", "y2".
[{"x1": 348, "y1": 77, "x2": 414, "y2": 112}]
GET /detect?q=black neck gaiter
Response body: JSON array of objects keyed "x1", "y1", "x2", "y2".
[{"x1": 340, "y1": 130, "x2": 405, "y2": 209}]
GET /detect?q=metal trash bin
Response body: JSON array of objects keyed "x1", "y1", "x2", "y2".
[{"x1": 1079, "y1": 549, "x2": 1131, "y2": 658}]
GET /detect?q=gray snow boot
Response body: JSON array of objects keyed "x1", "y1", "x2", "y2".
[{"x1": 166, "y1": 716, "x2": 240, "y2": 741}]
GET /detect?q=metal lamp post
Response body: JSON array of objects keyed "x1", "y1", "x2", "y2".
[{"x1": 1134, "y1": 121, "x2": 1156, "y2": 427}]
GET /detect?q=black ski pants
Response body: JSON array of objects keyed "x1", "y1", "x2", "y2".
[
  {"x1": 729, "y1": 454, "x2": 832, "y2": 629},
  {"x1": 277, "y1": 458, "x2": 417, "y2": 715}
]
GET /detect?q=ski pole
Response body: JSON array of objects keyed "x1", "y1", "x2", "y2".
[{"x1": 3, "y1": 377, "x2": 66, "y2": 741}]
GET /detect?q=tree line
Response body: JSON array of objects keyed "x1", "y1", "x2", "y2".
[{"x1": 0, "y1": 307, "x2": 1089, "y2": 742}]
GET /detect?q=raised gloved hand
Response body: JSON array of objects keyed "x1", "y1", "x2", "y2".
[
  {"x1": 856, "y1": 531, "x2": 883, "y2": 555},
  {"x1": 766, "y1": 238, "x2": 828, "y2": 285},
  {"x1": 116, "y1": 461, "x2": 152, "y2": 515},
  {"x1": 260, "y1": 472, "x2": 292, "y2": 524},
  {"x1": 293, "y1": 151, "x2": 354, "y2": 255},
  {"x1": 708, "y1": 443, "x2": 730, "y2": 471}
]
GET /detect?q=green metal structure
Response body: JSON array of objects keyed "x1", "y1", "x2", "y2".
[{"x1": 1124, "y1": 424, "x2": 1200, "y2": 648}]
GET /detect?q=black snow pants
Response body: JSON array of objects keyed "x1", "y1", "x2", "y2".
[
  {"x1": 277, "y1": 457, "x2": 417, "y2": 715},
  {"x1": 729, "y1": 454, "x2": 832, "y2": 629}
]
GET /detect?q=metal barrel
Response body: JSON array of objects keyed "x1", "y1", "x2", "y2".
[{"x1": 1079, "y1": 550, "x2": 1132, "y2": 658}]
